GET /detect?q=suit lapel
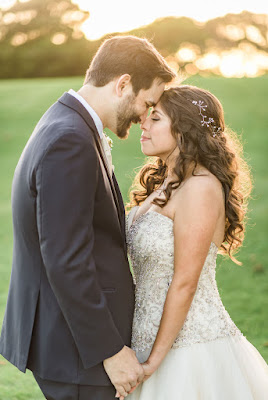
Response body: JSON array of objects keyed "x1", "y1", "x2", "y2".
[
  {"x1": 58, "y1": 92, "x2": 124, "y2": 235},
  {"x1": 112, "y1": 174, "x2": 127, "y2": 253}
]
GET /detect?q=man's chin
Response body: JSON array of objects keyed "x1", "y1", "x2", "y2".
[
  {"x1": 116, "y1": 129, "x2": 130, "y2": 139},
  {"x1": 116, "y1": 116, "x2": 140, "y2": 139},
  {"x1": 116, "y1": 123, "x2": 132, "y2": 139}
]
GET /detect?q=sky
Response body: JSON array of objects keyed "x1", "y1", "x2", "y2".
[
  {"x1": 0, "y1": 0, "x2": 267, "y2": 40},
  {"x1": 74, "y1": 0, "x2": 268, "y2": 40}
]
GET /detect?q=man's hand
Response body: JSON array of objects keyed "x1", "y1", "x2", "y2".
[
  {"x1": 115, "y1": 358, "x2": 158, "y2": 399},
  {"x1": 103, "y1": 346, "x2": 144, "y2": 398}
]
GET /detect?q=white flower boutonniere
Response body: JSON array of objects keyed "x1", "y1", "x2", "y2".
[{"x1": 104, "y1": 133, "x2": 113, "y2": 150}]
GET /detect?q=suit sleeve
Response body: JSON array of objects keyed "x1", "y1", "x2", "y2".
[{"x1": 35, "y1": 131, "x2": 125, "y2": 369}]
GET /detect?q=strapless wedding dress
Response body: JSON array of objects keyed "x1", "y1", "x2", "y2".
[{"x1": 126, "y1": 206, "x2": 268, "y2": 400}]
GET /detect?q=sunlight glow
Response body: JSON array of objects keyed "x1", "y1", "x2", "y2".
[
  {"x1": 1, "y1": 0, "x2": 267, "y2": 77},
  {"x1": 177, "y1": 47, "x2": 197, "y2": 63},
  {"x1": 2, "y1": 10, "x2": 37, "y2": 25},
  {"x1": 72, "y1": 0, "x2": 267, "y2": 41},
  {"x1": 174, "y1": 44, "x2": 268, "y2": 78},
  {"x1": 0, "y1": 0, "x2": 16, "y2": 10},
  {"x1": 195, "y1": 53, "x2": 221, "y2": 71},
  {"x1": 51, "y1": 32, "x2": 67, "y2": 45},
  {"x1": 217, "y1": 25, "x2": 245, "y2": 41},
  {"x1": 11, "y1": 31, "x2": 27, "y2": 46},
  {"x1": 246, "y1": 25, "x2": 266, "y2": 46}
]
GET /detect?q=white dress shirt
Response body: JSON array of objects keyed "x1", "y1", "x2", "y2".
[
  {"x1": 68, "y1": 89, "x2": 103, "y2": 139},
  {"x1": 68, "y1": 89, "x2": 113, "y2": 175}
]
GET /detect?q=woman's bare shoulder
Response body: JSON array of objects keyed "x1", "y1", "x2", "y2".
[
  {"x1": 173, "y1": 169, "x2": 222, "y2": 198},
  {"x1": 169, "y1": 170, "x2": 224, "y2": 218}
]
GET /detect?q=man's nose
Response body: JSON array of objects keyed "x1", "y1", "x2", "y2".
[
  {"x1": 139, "y1": 110, "x2": 148, "y2": 125},
  {"x1": 140, "y1": 117, "x2": 149, "y2": 131}
]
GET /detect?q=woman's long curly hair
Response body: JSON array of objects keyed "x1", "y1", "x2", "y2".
[{"x1": 129, "y1": 85, "x2": 252, "y2": 263}]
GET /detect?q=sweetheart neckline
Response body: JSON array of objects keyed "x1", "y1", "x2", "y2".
[
  {"x1": 129, "y1": 208, "x2": 219, "y2": 252},
  {"x1": 132, "y1": 209, "x2": 173, "y2": 226}
]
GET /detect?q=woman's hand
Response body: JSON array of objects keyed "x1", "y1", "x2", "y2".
[
  {"x1": 115, "y1": 390, "x2": 127, "y2": 400},
  {"x1": 141, "y1": 359, "x2": 159, "y2": 382},
  {"x1": 115, "y1": 359, "x2": 158, "y2": 398}
]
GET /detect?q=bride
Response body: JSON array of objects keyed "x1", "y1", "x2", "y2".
[{"x1": 122, "y1": 85, "x2": 268, "y2": 399}]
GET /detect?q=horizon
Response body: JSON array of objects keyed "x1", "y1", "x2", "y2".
[
  {"x1": 0, "y1": 0, "x2": 267, "y2": 78},
  {"x1": 0, "y1": 0, "x2": 267, "y2": 40}
]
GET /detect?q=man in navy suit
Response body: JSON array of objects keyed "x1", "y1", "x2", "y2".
[{"x1": 0, "y1": 35, "x2": 175, "y2": 399}]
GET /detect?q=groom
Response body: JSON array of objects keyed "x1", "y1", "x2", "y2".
[{"x1": 0, "y1": 35, "x2": 175, "y2": 399}]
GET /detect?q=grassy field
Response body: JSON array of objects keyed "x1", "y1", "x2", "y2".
[{"x1": 0, "y1": 75, "x2": 267, "y2": 399}]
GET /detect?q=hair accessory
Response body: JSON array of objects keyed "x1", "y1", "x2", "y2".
[{"x1": 191, "y1": 100, "x2": 221, "y2": 137}]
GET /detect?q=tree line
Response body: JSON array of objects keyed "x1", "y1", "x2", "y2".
[{"x1": 0, "y1": 0, "x2": 267, "y2": 78}]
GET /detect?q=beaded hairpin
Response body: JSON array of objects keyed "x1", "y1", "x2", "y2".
[{"x1": 192, "y1": 100, "x2": 221, "y2": 137}]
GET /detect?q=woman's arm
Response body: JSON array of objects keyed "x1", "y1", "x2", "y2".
[{"x1": 142, "y1": 177, "x2": 223, "y2": 379}]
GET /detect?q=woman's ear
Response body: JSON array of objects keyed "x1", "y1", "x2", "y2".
[{"x1": 176, "y1": 132, "x2": 183, "y2": 147}]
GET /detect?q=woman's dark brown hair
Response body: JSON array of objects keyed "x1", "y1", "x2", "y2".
[
  {"x1": 129, "y1": 85, "x2": 252, "y2": 263},
  {"x1": 84, "y1": 35, "x2": 176, "y2": 94}
]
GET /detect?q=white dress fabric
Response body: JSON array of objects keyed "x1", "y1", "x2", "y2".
[{"x1": 126, "y1": 206, "x2": 268, "y2": 400}]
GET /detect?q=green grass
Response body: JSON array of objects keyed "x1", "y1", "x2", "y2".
[{"x1": 0, "y1": 75, "x2": 267, "y2": 399}]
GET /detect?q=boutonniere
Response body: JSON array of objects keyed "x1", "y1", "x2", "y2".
[{"x1": 104, "y1": 133, "x2": 113, "y2": 150}]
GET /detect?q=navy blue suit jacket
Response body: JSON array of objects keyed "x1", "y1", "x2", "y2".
[{"x1": 0, "y1": 93, "x2": 135, "y2": 385}]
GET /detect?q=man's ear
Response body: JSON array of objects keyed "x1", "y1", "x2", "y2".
[{"x1": 115, "y1": 74, "x2": 132, "y2": 97}]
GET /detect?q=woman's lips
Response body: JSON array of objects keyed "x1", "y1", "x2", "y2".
[{"x1": 140, "y1": 135, "x2": 151, "y2": 142}]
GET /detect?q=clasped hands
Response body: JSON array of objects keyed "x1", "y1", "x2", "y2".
[{"x1": 103, "y1": 346, "x2": 157, "y2": 399}]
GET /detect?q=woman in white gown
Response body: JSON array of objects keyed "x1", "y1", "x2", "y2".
[{"x1": 122, "y1": 85, "x2": 268, "y2": 399}]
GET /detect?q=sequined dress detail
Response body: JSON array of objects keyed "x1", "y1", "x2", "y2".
[
  {"x1": 127, "y1": 208, "x2": 241, "y2": 353},
  {"x1": 126, "y1": 206, "x2": 268, "y2": 400}
]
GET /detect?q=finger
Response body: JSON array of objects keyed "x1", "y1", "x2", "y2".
[
  {"x1": 116, "y1": 386, "x2": 128, "y2": 397},
  {"x1": 115, "y1": 392, "x2": 126, "y2": 400},
  {"x1": 115, "y1": 395, "x2": 125, "y2": 400},
  {"x1": 142, "y1": 375, "x2": 150, "y2": 383},
  {"x1": 129, "y1": 383, "x2": 140, "y2": 393},
  {"x1": 124, "y1": 383, "x2": 131, "y2": 392}
]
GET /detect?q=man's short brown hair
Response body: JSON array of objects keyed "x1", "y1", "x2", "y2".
[{"x1": 84, "y1": 35, "x2": 176, "y2": 94}]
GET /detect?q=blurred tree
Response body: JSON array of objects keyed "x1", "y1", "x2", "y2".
[
  {"x1": 129, "y1": 16, "x2": 208, "y2": 55},
  {"x1": 0, "y1": 4, "x2": 267, "y2": 79},
  {"x1": 0, "y1": 0, "x2": 89, "y2": 44},
  {"x1": 206, "y1": 11, "x2": 268, "y2": 52},
  {"x1": 0, "y1": 0, "x2": 97, "y2": 78},
  {"x1": 126, "y1": 11, "x2": 268, "y2": 77}
]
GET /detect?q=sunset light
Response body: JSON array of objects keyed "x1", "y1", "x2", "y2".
[
  {"x1": 1, "y1": 0, "x2": 266, "y2": 40},
  {"x1": 74, "y1": 0, "x2": 267, "y2": 41},
  {"x1": 0, "y1": 0, "x2": 267, "y2": 78}
]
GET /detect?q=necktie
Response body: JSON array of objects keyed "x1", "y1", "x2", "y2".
[{"x1": 100, "y1": 134, "x2": 113, "y2": 175}]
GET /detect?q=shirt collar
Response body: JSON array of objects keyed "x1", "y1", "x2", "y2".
[{"x1": 68, "y1": 89, "x2": 104, "y2": 138}]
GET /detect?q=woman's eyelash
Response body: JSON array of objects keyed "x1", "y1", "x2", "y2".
[{"x1": 151, "y1": 118, "x2": 160, "y2": 121}]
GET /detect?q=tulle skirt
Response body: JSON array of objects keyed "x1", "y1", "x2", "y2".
[{"x1": 128, "y1": 335, "x2": 268, "y2": 400}]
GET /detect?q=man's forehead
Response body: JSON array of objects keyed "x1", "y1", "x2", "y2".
[
  {"x1": 147, "y1": 85, "x2": 165, "y2": 102},
  {"x1": 138, "y1": 90, "x2": 157, "y2": 106},
  {"x1": 138, "y1": 80, "x2": 165, "y2": 104}
]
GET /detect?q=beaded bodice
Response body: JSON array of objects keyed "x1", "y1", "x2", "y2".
[{"x1": 126, "y1": 207, "x2": 242, "y2": 353}]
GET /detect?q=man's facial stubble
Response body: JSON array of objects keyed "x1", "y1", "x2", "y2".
[{"x1": 116, "y1": 93, "x2": 141, "y2": 139}]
